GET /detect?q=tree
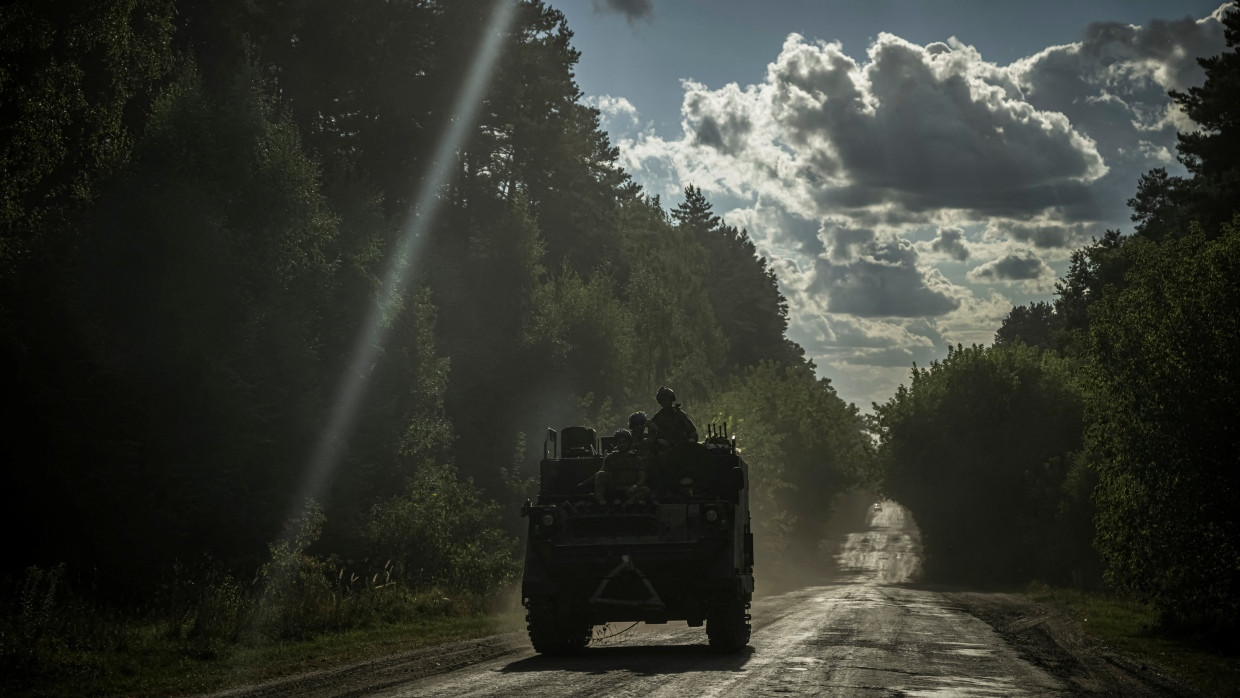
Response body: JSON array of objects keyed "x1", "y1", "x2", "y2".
[
  {"x1": 994, "y1": 301, "x2": 1061, "y2": 351},
  {"x1": 0, "y1": 59, "x2": 350, "y2": 587},
  {"x1": 671, "y1": 185, "x2": 722, "y2": 234},
  {"x1": 363, "y1": 462, "x2": 518, "y2": 595},
  {"x1": 1088, "y1": 218, "x2": 1240, "y2": 633},
  {"x1": 874, "y1": 344, "x2": 1092, "y2": 586},
  {"x1": 1050, "y1": 229, "x2": 1130, "y2": 356},
  {"x1": 0, "y1": 0, "x2": 864, "y2": 610},
  {"x1": 1127, "y1": 168, "x2": 1191, "y2": 241},
  {"x1": 0, "y1": 0, "x2": 175, "y2": 237},
  {"x1": 672, "y1": 185, "x2": 794, "y2": 369},
  {"x1": 1168, "y1": 4, "x2": 1240, "y2": 234},
  {"x1": 704, "y1": 360, "x2": 874, "y2": 581}
]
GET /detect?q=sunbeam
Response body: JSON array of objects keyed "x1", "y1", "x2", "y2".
[{"x1": 288, "y1": 0, "x2": 519, "y2": 532}]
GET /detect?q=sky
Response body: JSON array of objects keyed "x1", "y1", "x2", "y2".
[{"x1": 551, "y1": 0, "x2": 1232, "y2": 410}]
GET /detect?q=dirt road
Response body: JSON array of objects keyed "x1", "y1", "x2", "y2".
[{"x1": 211, "y1": 503, "x2": 1196, "y2": 697}]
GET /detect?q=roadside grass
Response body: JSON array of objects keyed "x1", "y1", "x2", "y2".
[
  {"x1": 2, "y1": 604, "x2": 526, "y2": 698},
  {"x1": 1028, "y1": 583, "x2": 1240, "y2": 698},
  {"x1": 0, "y1": 562, "x2": 528, "y2": 698}
]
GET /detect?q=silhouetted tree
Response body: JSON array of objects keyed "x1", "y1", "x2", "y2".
[
  {"x1": 673, "y1": 185, "x2": 793, "y2": 369},
  {"x1": 994, "y1": 301, "x2": 1061, "y2": 351},
  {"x1": 874, "y1": 344, "x2": 1091, "y2": 586},
  {"x1": 1168, "y1": 4, "x2": 1240, "y2": 235}
]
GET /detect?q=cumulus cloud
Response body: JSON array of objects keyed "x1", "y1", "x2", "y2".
[
  {"x1": 725, "y1": 200, "x2": 821, "y2": 256},
  {"x1": 618, "y1": 9, "x2": 1228, "y2": 225},
  {"x1": 623, "y1": 30, "x2": 1130, "y2": 227},
  {"x1": 1011, "y1": 8, "x2": 1227, "y2": 171},
  {"x1": 591, "y1": 0, "x2": 653, "y2": 24},
  {"x1": 819, "y1": 217, "x2": 876, "y2": 261},
  {"x1": 850, "y1": 346, "x2": 917, "y2": 367},
  {"x1": 767, "y1": 33, "x2": 1109, "y2": 218},
  {"x1": 1077, "y1": 10, "x2": 1227, "y2": 93},
  {"x1": 932, "y1": 226, "x2": 969, "y2": 261},
  {"x1": 598, "y1": 4, "x2": 1230, "y2": 408},
  {"x1": 685, "y1": 84, "x2": 757, "y2": 156},
  {"x1": 586, "y1": 94, "x2": 641, "y2": 128},
  {"x1": 938, "y1": 289, "x2": 1017, "y2": 347},
  {"x1": 982, "y1": 219, "x2": 1098, "y2": 251},
  {"x1": 968, "y1": 248, "x2": 1057, "y2": 291},
  {"x1": 810, "y1": 237, "x2": 963, "y2": 318},
  {"x1": 1136, "y1": 139, "x2": 1175, "y2": 164}
]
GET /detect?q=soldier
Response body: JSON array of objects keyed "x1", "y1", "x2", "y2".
[
  {"x1": 628, "y1": 411, "x2": 655, "y2": 456},
  {"x1": 649, "y1": 386, "x2": 698, "y2": 447},
  {"x1": 594, "y1": 429, "x2": 649, "y2": 505}
]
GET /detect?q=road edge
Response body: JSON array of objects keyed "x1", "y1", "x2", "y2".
[{"x1": 945, "y1": 591, "x2": 1204, "y2": 697}]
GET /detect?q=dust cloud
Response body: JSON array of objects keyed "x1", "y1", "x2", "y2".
[
  {"x1": 833, "y1": 499, "x2": 924, "y2": 584},
  {"x1": 759, "y1": 491, "x2": 924, "y2": 594}
]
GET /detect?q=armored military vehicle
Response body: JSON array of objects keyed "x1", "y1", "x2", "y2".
[{"x1": 520, "y1": 424, "x2": 754, "y2": 654}]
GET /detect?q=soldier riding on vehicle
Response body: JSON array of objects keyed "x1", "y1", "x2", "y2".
[
  {"x1": 650, "y1": 386, "x2": 698, "y2": 448},
  {"x1": 594, "y1": 429, "x2": 649, "y2": 505}
]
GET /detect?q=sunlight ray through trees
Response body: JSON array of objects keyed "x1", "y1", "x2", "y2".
[{"x1": 293, "y1": 0, "x2": 518, "y2": 513}]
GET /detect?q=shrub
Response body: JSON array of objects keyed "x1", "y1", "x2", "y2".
[{"x1": 363, "y1": 463, "x2": 519, "y2": 595}]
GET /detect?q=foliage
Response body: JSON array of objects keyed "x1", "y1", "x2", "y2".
[
  {"x1": 0, "y1": 0, "x2": 866, "y2": 644},
  {"x1": 1166, "y1": 5, "x2": 1240, "y2": 235},
  {"x1": 247, "y1": 501, "x2": 338, "y2": 642},
  {"x1": 1121, "y1": 6, "x2": 1240, "y2": 242},
  {"x1": 703, "y1": 361, "x2": 874, "y2": 573},
  {"x1": 994, "y1": 301, "x2": 1061, "y2": 351},
  {"x1": 0, "y1": 0, "x2": 176, "y2": 236},
  {"x1": 701, "y1": 378, "x2": 794, "y2": 564},
  {"x1": 363, "y1": 464, "x2": 520, "y2": 595},
  {"x1": 873, "y1": 344, "x2": 1091, "y2": 586},
  {"x1": 1087, "y1": 219, "x2": 1240, "y2": 633},
  {"x1": 17, "y1": 61, "x2": 341, "y2": 584},
  {"x1": 673, "y1": 185, "x2": 794, "y2": 370},
  {"x1": 0, "y1": 557, "x2": 503, "y2": 697},
  {"x1": 1016, "y1": 5, "x2": 1240, "y2": 634}
]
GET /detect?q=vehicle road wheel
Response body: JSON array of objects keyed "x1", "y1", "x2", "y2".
[
  {"x1": 526, "y1": 603, "x2": 591, "y2": 655},
  {"x1": 706, "y1": 600, "x2": 751, "y2": 652}
]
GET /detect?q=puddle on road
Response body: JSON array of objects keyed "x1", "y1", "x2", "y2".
[
  {"x1": 940, "y1": 641, "x2": 994, "y2": 658},
  {"x1": 900, "y1": 674, "x2": 1019, "y2": 696},
  {"x1": 781, "y1": 656, "x2": 822, "y2": 671}
]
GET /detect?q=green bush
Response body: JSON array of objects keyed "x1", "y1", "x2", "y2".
[
  {"x1": 244, "y1": 501, "x2": 339, "y2": 643},
  {"x1": 363, "y1": 463, "x2": 520, "y2": 595}
]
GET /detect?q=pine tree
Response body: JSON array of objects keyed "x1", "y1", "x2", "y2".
[
  {"x1": 672, "y1": 186, "x2": 792, "y2": 369},
  {"x1": 1169, "y1": 5, "x2": 1240, "y2": 233}
]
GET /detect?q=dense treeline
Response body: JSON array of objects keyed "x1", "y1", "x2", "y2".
[
  {"x1": 874, "y1": 344, "x2": 1094, "y2": 587},
  {"x1": 0, "y1": 0, "x2": 870, "y2": 629},
  {"x1": 876, "y1": 5, "x2": 1239, "y2": 637}
]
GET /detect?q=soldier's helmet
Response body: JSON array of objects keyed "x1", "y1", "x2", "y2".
[
  {"x1": 628, "y1": 411, "x2": 648, "y2": 430},
  {"x1": 656, "y1": 386, "x2": 676, "y2": 405},
  {"x1": 613, "y1": 428, "x2": 634, "y2": 450}
]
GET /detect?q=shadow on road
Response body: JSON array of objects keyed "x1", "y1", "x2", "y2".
[{"x1": 500, "y1": 644, "x2": 755, "y2": 675}]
